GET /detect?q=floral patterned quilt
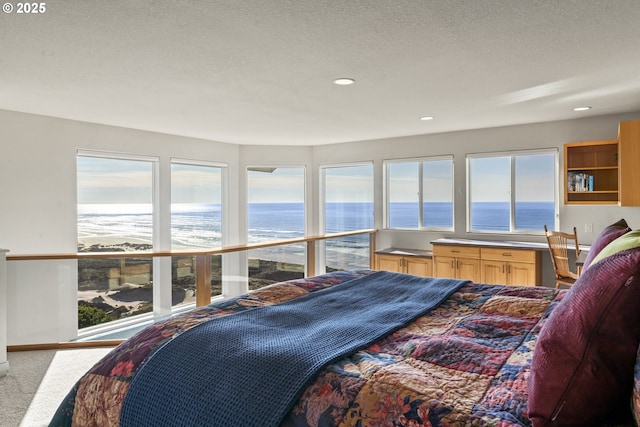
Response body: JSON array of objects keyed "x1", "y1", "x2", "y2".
[{"x1": 50, "y1": 269, "x2": 563, "y2": 427}]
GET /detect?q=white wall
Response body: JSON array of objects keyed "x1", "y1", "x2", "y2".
[
  {"x1": 0, "y1": 110, "x2": 240, "y2": 344},
  {"x1": 1, "y1": 109, "x2": 640, "y2": 345},
  {"x1": 0, "y1": 250, "x2": 8, "y2": 375},
  {"x1": 313, "y1": 112, "x2": 640, "y2": 250}
]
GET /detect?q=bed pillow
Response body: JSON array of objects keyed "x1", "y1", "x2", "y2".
[
  {"x1": 528, "y1": 247, "x2": 640, "y2": 426},
  {"x1": 633, "y1": 345, "x2": 640, "y2": 425},
  {"x1": 581, "y1": 218, "x2": 631, "y2": 270},
  {"x1": 589, "y1": 228, "x2": 640, "y2": 267}
]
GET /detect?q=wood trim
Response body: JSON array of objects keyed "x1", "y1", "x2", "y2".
[
  {"x1": 7, "y1": 229, "x2": 378, "y2": 261},
  {"x1": 8, "y1": 340, "x2": 123, "y2": 352}
]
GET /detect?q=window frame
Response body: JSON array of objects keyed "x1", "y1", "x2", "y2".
[
  {"x1": 319, "y1": 161, "x2": 374, "y2": 273},
  {"x1": 76, "y1": 149, "x2": 160, "y2": 331},
  {"x1": 245, "y1": 164, "x2": 307, "y2": 241},
  {"x1": 466, "y1": 148, "x2": 559, "y2": 234},
  {"x1": 383, "y1": 155, "x2": 455, "y2": 232},
  {"x1": 169, "y1": 158, "x2": 227, "y2": 308}
]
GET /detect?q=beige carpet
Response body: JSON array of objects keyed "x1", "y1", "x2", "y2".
[{"x1": 0, "y1": 348, "x2": 114, "y2": 427}]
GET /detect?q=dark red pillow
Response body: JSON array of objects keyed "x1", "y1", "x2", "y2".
[
  {"x1": 582, "y1": 218, "x2": 631, "y2": 270},
  {"x1": 528, "y1": 248, "x2": 640, "y2": 426}
]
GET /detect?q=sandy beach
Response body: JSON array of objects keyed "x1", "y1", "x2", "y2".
[{"x1": 77, "y1": 238, "x2": 304, "y2": 329}]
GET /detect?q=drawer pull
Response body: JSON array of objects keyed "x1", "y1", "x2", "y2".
[{"x1": 502, "y1": 253, "x2": 512, "y2": 256}]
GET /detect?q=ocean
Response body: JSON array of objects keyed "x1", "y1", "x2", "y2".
[{"x1": 78, "y1": 202, "x2": 554, "y2": 269}]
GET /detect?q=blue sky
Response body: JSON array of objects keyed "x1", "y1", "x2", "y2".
[
  {"x1": 469, "y1": 154, "x2": 555, "y2": 202},
  {"x1": 78, "y1": 154, "x2": 555, "y2": 204}
]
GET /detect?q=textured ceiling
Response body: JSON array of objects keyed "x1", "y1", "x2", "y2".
[{"x1": 1, "y1": 0, "x2": 639, "y2": 145}]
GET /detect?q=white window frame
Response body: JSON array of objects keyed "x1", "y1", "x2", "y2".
[
  {"x1": 76, "y1": 149, "x2": 162, "y2": 333},
  {"x1": 319, "y1": 161, "x2": 374, "y2": 274},
  {"x1": 170, "y1": 158, "x2": 228, "y2": 308},
  {"x1": 383, "y1": 155, "x2": 454, "y2": 231},
  {"x1": 466, "y1": 148, "x2": 559, "y2": 234}
]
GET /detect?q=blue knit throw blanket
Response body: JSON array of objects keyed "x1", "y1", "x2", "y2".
[{"x1": 120, "y1": 271, "x2": 467, "y2": 427}]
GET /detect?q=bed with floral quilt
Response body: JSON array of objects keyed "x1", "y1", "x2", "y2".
[{"x1": 49, "y1": 242, "x2": 640, "y2": 427}]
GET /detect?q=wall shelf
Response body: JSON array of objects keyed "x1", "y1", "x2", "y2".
[{"x1": 564, "y1": 120, "x2": 640, "y2": 206}]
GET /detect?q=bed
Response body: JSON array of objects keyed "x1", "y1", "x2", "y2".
[{"x1": 49, "y1": 221, "x2": 640, "y2": 426}]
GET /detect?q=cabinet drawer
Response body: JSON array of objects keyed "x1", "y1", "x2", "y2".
[
  {"x1": 433, "y1": 245, "x2": 480, "y2": 259},
  {"x1": 481, "y1": 247, "x2": 536, "y2": 263}
]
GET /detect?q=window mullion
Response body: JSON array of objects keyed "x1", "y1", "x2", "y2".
[
  {"x1": 510, "y1": 156, "x2": 516, "y2": 232},
  {"x1": 418, "y1": 162, "x2": 424, "y2": 229}
]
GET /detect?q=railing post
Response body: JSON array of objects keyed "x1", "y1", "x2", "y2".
[
  {"x1": 306, "y1": 241, "x2": 316, "y2": 277},
  {"x1": 195, "y1": 255, "x2": 211, "y2": 307},
  {"x1": 369, "y1": 232, "x2": 376, "y2": 269}
]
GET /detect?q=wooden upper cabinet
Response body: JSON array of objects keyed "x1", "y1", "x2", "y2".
[
  {"x1": 618, "y1": 120, "x2": 640, "y2": 206},
  {"x1": 564, "y1": 119, "x2": 640, "y2": 206},
  {"x1": 564, "y1": 140, "x2": 619, "y2": 204}
]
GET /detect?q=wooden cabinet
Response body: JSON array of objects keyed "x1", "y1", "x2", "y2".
[
  {"x1": 432, "y1": 239, "x2": 544, "y2": 286},
  {"x1": 480, "y1": 248, "x2": 540, "y2": 286},
  {"x1": 564, "y1": 139, "x2": 618, "y2": 204},
  {"x1": 618, "y1": 120, "x2": 640, "y2": 206},
  {"x1": 375, "y1": 249, "x2": 432, "y2": 277},
  {"x1": 564, "y1": 119, "x2": 640, "y2": 206},
  {"x1": 380, "y1": 241, "x2": 544, "y2": 286},
  {"x1": 432, "y1": 245, "x2": 481, "y2": 282}
]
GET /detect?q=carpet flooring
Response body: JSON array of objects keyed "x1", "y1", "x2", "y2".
[{"x1": 0, "y1": 348, "x2": 113, "y2": 427}]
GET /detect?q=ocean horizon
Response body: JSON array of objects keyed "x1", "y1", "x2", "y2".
[{"x1": 78, "y1": 201, "x2": 554, "y2": 269}]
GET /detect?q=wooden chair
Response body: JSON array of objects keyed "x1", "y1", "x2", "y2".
[{"x1": 544, "y1": 225, "x2": 581, "y2": 289}]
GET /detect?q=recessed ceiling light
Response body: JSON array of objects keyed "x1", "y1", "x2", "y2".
[
  {"x1": 573, "y1": 106, "x2": 592, "y2": 111},
  {"x1": 333, "y1": 78, "x2": 355, "y2": 86},
  {"x1": 420, "y1": 116, "x2": 434, "y2": 121}
]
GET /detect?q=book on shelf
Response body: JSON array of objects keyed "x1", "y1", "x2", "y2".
[{"x1": 568, "y1": 172, "x2": 595, "y2": 192}]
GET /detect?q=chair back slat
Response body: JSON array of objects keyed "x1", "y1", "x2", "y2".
[{"x1": 544, "y1": 225, "x2": 580, "y2": 288}]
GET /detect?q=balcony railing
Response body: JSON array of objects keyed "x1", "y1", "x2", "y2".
[{"x1": 5, "y1": 229, "x2": 377, "y2": 350}]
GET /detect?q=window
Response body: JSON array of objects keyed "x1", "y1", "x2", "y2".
[
  {"x1": 322, "y1": 163, "x2": 374, "y2": 270},
  {"x1": 467, "y1": 150, "x2": 557, "y2": 233},
  {"x1": 76, "y1": 153, "x2": 156, "y2": 330},
  {"x1": 247, "y1": 166, "x2": 305, "y2": 290},
  {"x1": 384, "y1": 156, "x2": 454, "y2": 230},
  {"x1": 171, "y1": 161, "x2": 224, "y2": 307}
]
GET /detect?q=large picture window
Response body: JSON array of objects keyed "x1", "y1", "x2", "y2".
[
  {"x1": 321, "y1": 163, "x2": 374, "y2": 270},
  {"x1": 384, "y1": 156, "x2": 454, "y2": 230},
  {"x1": 247, "y1": 166, "x2": 305, "y2": 290},
  {"x1": 171, "y1": 161, "x2": 225, "y2": 307},
  {"x1": 76, "y1": 152, "x2": 156, "y2": 330},
  {"x1": 467, "y1": 150, "x2": 557, "y2": 233}
]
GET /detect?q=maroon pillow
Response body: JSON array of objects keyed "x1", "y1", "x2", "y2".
[
  {"x1": 528, "y1": 248, "x2": 640, "y2": 426},
  {"x1": 582, "y1": 218, "x2": 631, "y2": 270}
]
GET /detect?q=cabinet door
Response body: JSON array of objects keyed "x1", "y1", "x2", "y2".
[
  {"x1": 481, "y1": 260, "x2": 506, "y2": 285},
  {"x1": 507, "y1": 262, "x2": 536, "y2": 286},
  {"x1": 619, "y1": 120, "x2": 640, "y2": 206},
  {"x1": 433, "y1": 256, "x2": 456, "y2": 279},
  {"x1": 457, "y1": 257, "x2": 481, "y2": 282},
  {"x1": 406, "y1": 257, "x2": 432, "y2": 277},
  {"x1": 376, "y1": 254, "x2": 403, "y2": 273}
]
